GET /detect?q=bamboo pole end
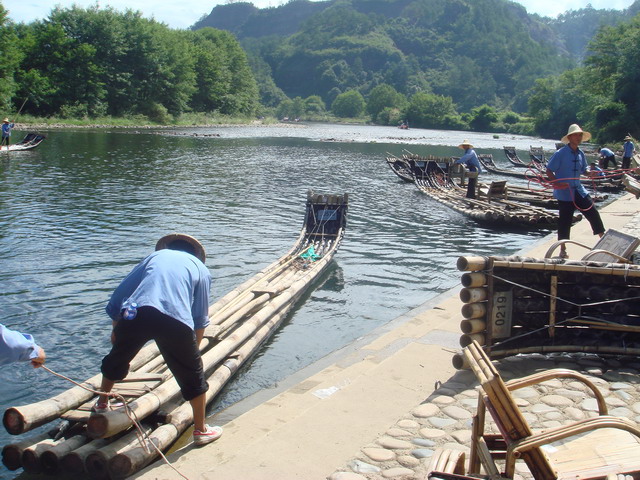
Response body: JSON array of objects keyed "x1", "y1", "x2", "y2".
[
  {"x1": 3, "y1": 408, "x2": 26, "y2": 435},
  {"x1": 1, "y1": 444, "x2": 23, "y2": 471},
  {"x1": 86, "y1": 414, "x2": 109, "y2": 439}
]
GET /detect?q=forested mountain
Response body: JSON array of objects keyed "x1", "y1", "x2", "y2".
[
  {"x1": 194, "y1": 0, "x2": 633, "y2": 114},
  {"x1": 0, "y1": 4, "x2": 260, "y2": 119}
]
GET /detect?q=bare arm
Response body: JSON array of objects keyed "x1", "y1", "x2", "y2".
[
  {"x1": 546, "y1": 168, "x2": 556, "y2": 181},
  {"x1": 195, "y1": 328, "x2": 205, "y2": 346}
]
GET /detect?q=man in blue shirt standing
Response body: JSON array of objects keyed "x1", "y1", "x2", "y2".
[
  {"x1": 0, "y1": 323, "x2": 46, "y2": 367},
  {"x1": 454, "y1": 140, "x2": 482, "y2": 199},
  {"x1": 1, "y1": 118, "x2": 15, "y2": 148},
  {"x1": 95, "y1": 233, "x2": 223, "y2": 446},
  {"x1": 546, "y1": 124, "x2": 605, "y2": 259},
  {"x1": 597, "y1": 147, "x2": 617, "y2": 169},
  {"x1": 622, "y1": 135, "x2": 635, "y2": 170}
]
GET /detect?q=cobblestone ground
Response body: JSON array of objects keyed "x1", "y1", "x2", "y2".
[{"x1": 328, "y1": 352, "x2": 640, "y2": 480}]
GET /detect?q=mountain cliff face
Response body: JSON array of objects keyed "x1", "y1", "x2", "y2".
[{"x1": 192, "y1": 0, "x2": 632, "y2": 112}]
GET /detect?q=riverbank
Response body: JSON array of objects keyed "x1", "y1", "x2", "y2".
[{"x1": 133, "y1": 193, "x2": 640, "y2": 480}]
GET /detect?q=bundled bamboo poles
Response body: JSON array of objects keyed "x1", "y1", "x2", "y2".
[
  {"x1": 405, "y1": 158, "x2": 567, "y2": 228},
  {"x1": 2, "y1": 191, "x2": 348, "y2": 478},
  {"x1": 453, "y1": 254, "x2": 640, "y2": 369}
]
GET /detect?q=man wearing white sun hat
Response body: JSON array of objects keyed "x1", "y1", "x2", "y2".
[
  {"x1": 546, "y1": 124, "x2": 605, "y2": 259},
  {"x1": 454, "y1": 140, "x2": 482, "y2": 199}
]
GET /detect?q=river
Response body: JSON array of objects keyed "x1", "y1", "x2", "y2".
[{"x1": 0, "y1": 123, "x2": 567, "y2": 476}]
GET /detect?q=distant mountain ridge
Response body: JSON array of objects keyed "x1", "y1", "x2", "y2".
[{"x1": 192, "y1": 0, "x2": 638, "y2": 112}]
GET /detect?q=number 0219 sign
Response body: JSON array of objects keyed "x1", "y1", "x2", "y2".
[{"x1": 491, "y1": 290, "x2": 513, "y2": 339}]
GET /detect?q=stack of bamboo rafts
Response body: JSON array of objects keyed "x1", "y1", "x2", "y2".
[
  {"x1": 453, "y1": 254, "x2": 640, "y2": 369},
  {"x1": 1, "y1": 191, "x2": 348, "y2": 479},
  {"x1": 406, "y1": 158, "x2": 573, "y2": 228}
]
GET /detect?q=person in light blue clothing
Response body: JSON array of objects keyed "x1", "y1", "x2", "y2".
[
  {"x1": 589, "y1": 162, "x2": 605, "y2": 177},
  {"x1": 454, "y1": 140, "x2": 482, "y2": 199},
  {"x1": 0, "y1": 323, "x2": 46, "y2": 367},
  {"x1": 597, "y1": 146, "x2": 617, "y2": 169},
  {"x1": 622, "y1": 135, "x2": 635, "y2": 170},
  {"x1": 1, "y1": 118, "x2": 15, "y2": 147},
  {"x1": 546, "y1": 124, "x2": 605, "y2": 259},
  {"x1": 95, "y1": 233, "x2": 222, "y2": 446}
]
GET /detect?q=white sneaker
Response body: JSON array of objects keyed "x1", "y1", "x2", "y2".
[{"x1": 193, "y1": 424, "x2": 223, "y2": 446}]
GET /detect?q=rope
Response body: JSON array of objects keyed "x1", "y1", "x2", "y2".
[{"x1": 40, "y1": 365, "x2": 190, "y2": 480}]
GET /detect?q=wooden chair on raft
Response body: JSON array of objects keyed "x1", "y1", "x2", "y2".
[
  {"x1": 463, "y1": 340, "x2": 640, "y2": 480},
  {"x1": 478, "y1": 181, "x2": 508, "y2": 203},
  {"x1": 544, "y1": 228, "x2": 640, "y2": 263}
]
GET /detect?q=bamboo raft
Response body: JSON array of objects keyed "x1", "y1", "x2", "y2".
[
  {"x1": 503, "y1": 146, "x2": 536, "y2": 169},
  {"x1": 453, "y1": 253, "x2": 640, "y2": 369},
  {"x1": 1, "y1": 191, "x2": 348, "y2": 479},
  {"x1": 406, "y1": 157, "x2": 573, "y2": 228},
  {"x1": 528, "y1": 145, "x2": 546, "y2": 168},
  {"x1": 385, "y1": 154, "x2": 414, "y2": 182}
]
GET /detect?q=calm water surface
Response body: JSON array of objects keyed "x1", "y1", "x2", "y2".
[{"x1": 0, "y1": 124, "x2": 560, "y2": 469}]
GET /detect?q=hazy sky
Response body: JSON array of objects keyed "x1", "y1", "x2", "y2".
[{"x1": 4, "y1": 0, "x2": 637, "y2": 30}]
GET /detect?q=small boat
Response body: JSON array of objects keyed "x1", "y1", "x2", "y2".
[
  {"x1": 406, "y1": 157, "x2": 574, "y2": 228},
  {"x1": 0, "y1": 133, "x2": 46, "y2": 152},
  {"x1": 1, "y1": 191, "x2": 348, "y2": 478}
]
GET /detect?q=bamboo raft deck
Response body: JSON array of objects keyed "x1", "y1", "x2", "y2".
[
  {"x1": 1, "y1": 191, "x2": 348, "y2": 479},
  {"x1": 453, "y1": 253, "x2": 640, "y2": 368},
  {"x1": 406, "y1": 157, "x2": 571, "y2": 228}
]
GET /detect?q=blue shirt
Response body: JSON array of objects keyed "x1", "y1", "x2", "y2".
[
  {"x1": 624, "y1": 141, "x2": 635, "y2": 157},
  {"x1": 106, "y1": 249, "x2": 212, "y2": 331},
  {"x1": 454, "y1": 149, "x2": 482, "y2": 173},
  {"x1": 2, "y1": 123, "x2": 14, "y2": 137},
  {"x1": 599, "y1": 147, "x2": 615, "y2": 157},
  {"x1": 0, "y1": 324, "x2": 42, "y2": 365},
  {"x1": 547, "y1": 145, "x2": 588, "y2": 201}
]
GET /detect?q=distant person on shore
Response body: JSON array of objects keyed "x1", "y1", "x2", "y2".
[
  {"x1": 546, "y1": 124, "x2": 605, "y2": 259},
  {"x1": 454, "y1": 140, "x2": 482, "y2": 199},
  {"x1": 1, "y1": 118, "x2": 15, "y2": 147},
  {"x1": 597, "y1": 146, "x2": 617, "y2": 169},
  {"x1": 95, "y1": 233, "x2": 223, "y2": 446},
  {"x1": 0, "y1": 323, "x2": 46, "y2": 367},
  {"x1": 622, "y1": 135, "x2": 636, "y2": 170},
  {"x1": 589, "y1": 162, "x2": 605, "y2": 177}
]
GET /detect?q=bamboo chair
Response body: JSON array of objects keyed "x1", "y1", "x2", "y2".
[
  {"x1": 464, "y1": 340, "x2": 640, "y2": 480},
  {"x1": 545, "y1": 228, "x2": 640, "y2": 263}
]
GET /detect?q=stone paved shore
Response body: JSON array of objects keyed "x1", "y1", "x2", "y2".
[{"x1": 328, "y1": 354, "x2": 640, "y2": 480}]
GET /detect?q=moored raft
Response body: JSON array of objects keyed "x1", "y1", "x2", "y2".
[
  {"x1": 406, "y1": 157, "x2": 572, "y2": 228},
  {"x1": 452, "y1": 253, "x2": 640, "y2": 369},
  {"x1": 2, "y1": 191, "x2": 348, "y2": 478}
]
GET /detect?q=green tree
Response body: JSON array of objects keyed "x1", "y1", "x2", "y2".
[
  {"x1": 331, "y1": 90, "x2": 365, "y2": 117},
  {"x1": 0, "y1": 4, "x2": 22, "y2": 111},
  {"x1": 404, "y1": 92, "x2": 464, "y2": 130},
  {"x1": 366, "y1": 84, "x2": 406, "y2": 123},
  {"x1": 469, "y1": 105, "x2": 499, "y2": 132}
]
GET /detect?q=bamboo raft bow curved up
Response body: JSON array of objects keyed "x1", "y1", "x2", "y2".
[
  {"x1": 0, "y1": 133, "x2": 46, "y2": 152},
  {"x1": 404, "y1": 156, "x2": 576, "y2": 228},
  {"x1": 1, "y1": 191, "x2": 348, "y2": 479}
]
